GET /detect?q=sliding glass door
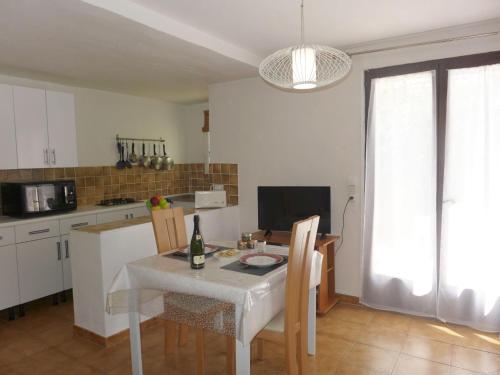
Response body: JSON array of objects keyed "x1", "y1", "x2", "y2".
[
  {"x1": 439, "y1": 63, "x2": 500, "y2": 331},
  {"x1": 362, "y1": 51, "x2": 500, "y2": 332},
  {"x1": 362, "y1": 70, "x2": 437, "y2": 316}
]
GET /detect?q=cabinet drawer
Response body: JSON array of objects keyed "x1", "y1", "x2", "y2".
[
  {"x1": 0, "y1": 226, "x2": 15, "y2": 246},
  {"x1": 60, "y1": 214, "x2": 97, "y2": 235},
  {"x1": 15, "y1": 220, "x2": 60, "y2": 243}
]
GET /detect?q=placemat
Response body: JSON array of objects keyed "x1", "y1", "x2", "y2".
[
  {"x1": 221, "y1": 256, "x2": 288, "y2": 276},
  {"x1": 163, "y1": 245, "x2": 231, "y2": 262}
]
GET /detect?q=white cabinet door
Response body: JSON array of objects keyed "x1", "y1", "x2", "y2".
[
  {"x1": 61, "y1": 234, "x2": 72, "y2": 290},
  {"x1": 0, "y1": 84, "x2": 17, "y2": 169},
  {"x1": 96, "y1": 209, "x2": 129, "y2": 224},
  {"x1": 0, "y1": 245, "x2": 20, "y2": 310},
  {"x1": 129, "y1": 206, "x2": 149, "y2": 219},
  {"x1": 46, "y1": 90, "x2": 78, "y2": 167},
  {"x1": 17, "y1": 237, "x2": 63, "y2": 303},
  {"x1": 13, "y1": 86, "x2": 49, "y2": 169}
]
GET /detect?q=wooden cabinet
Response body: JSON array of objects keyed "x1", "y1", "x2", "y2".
[
  {"x1": 16, "y1": 236, "x2": 63, "y2": 304},
  {"x1": 0, "y1": 84, "x2": 17, "y2": 169},
  {"x1": 0, "y1": 244, "x2": 20, "y2": 310},
  {"x1": 13, "y1": 86, "x2": 49, "y2": 169},
  {"x1": 46, "y1": 90, "x2": 78, "y2": 167},
  {"x1": 9, "y1": 85, "x2": 78, "y2": 169}
]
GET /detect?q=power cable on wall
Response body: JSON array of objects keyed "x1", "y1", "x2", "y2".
[{"x1": 335, "y1": 196, "x2": 354, "y2": 256}]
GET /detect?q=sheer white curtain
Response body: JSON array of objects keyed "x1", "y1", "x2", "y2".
[
  {"x1": 438, "y1": 64, "x2": 500, "y2": 332},
  {"x1": 362, "y1": 71, "x2": 438, "y2": 316}
]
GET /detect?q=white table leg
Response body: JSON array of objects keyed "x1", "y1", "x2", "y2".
[
  {"x1": 235, "y1": 340, "x2": 251, "y2": 375},
  {"x1": 308, "y1": 287, "x2": 316, "y2": 356},
  {"x1": 129, "y1": 310, "x2": 143, "y2": 375}
]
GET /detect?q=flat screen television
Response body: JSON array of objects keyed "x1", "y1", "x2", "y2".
[{"x1": 258, "y1": 186, "x2": 331, "y2": 236}]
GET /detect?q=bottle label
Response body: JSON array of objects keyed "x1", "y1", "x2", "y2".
[
  {"x1": 196, "y1": 235, "x2": 201, "y2": 240},
  {"x1": 193, "y1": 255, "x2": 205, "y2": 265}
]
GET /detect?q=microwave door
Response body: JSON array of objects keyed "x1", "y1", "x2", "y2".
[
  {"x1": 24, "y1": 186, "x2": 40, "y2": 212},
  {"x1": 37, "y1": 185, "x2": 57, "y2": 212}
]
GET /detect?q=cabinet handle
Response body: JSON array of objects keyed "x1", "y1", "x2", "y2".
[
  {"x1": 125, "y1": 214, "x2": 129, "y2": 219},
  {"x1": 29, "y1": 228, "x2": 50, "y2": 235},
  {"x1": 43, "y1": 149, "x2": 49, "y2": 164},
  {"x1": 65, "y1": 240, "x2": 69, "y2": 258},
  {"x1": 71, "y1": 222, "x2": 88, "y2": 228},
  {"x1": 51, "y1": 149, "x2": 56, "y2": 164},
  {"x1": 57, "y1": 241, "x2": 61, "y2": 260},
  {"x1": 130, "y1": 213, "x2": 134, "y2": 218},
  {"x1": 0, "y1": 236, "x2": 3, "y2": 240}
]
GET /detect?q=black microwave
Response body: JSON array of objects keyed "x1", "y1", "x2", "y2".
[{"x1": 1, "y1": 180, "x2": 77, "y2": 217}]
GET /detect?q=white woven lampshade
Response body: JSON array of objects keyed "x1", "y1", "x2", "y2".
[{"x1": 259, "y1": 44, "x2": 352, "y2": 90}]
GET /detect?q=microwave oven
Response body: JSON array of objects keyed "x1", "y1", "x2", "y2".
[{"x1": 1, "y1": 180, "x2": 77, "y2": 217}]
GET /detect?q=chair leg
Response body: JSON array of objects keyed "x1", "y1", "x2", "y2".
[
  {"x1": 164, "y1": 320, "x2": 179, "y2": 354},
  {"x1": 179, "y1": 324, "x2": 189, "y2": 346},
  {"x1": 298, "y1": 329, "x2": 308, "y2": 375},
  {"x1": 195, "y1": 328, "x2": 206, "y2": 375},
  {"x1": 226, "y1": 335, "x2": 235, "y2": 375},
  {"x1": 256, "y1": 338, "x2": 264, "y2": 360}
]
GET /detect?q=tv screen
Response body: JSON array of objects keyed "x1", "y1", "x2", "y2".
[{"x1": 258, "y1": 186, "x2": 331, "y2": 234}]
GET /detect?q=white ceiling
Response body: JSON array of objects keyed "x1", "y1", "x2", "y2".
[
  {"x1": 1, "y1": 0, "x2": 500, "y2": 103},
  {"x1": 132, "y1": 0, "x2": 500, "y2": 56}
]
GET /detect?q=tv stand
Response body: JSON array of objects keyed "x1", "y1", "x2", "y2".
[{"x1": 252, "y1": 230, "x2": 339, "y2": 315}]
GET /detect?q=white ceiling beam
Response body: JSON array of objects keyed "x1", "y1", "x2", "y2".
[{"x1": 79, "y1": 0, "x2": 261, "y2": 67}]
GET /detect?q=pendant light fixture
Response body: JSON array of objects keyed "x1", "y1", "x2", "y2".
[{"x1": 259, "y1": 0, "x2": 352, "y2": 91}]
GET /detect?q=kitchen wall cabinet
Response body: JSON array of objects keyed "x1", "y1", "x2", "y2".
[
  {"x1": 17, "y1": 236, "x2": 63, "y2": 304},
  {"x1": 0, "y1": 244, "x2": 20, "y2": 310},
  {"x1": 46, "y1": 90, "x2": 78, "y2": 168},
  {"x1": 13, "y1": 86, "x2": 49, "y2": 169},
  {"x1": 10, "y1": 85, "x2": 78, "y2": 169},
  {"x1": 0, "y1": 84, "x2": 17, "y2": 170}
]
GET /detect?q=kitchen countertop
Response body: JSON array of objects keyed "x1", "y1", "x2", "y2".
[{"x1": 0, "y1": 193, "x2": 208, "y2": 228}]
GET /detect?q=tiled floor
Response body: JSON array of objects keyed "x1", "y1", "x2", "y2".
[{"x1": 0, "y1": 297, "x2": 499, "y2": 374}]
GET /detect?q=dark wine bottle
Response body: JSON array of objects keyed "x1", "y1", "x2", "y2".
[{"x1": 190, "y1": 214, "x2": 205, "y2": 269}]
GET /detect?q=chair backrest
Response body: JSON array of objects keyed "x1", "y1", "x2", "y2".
[
  {"x1": 151, "y1": 207, "x2": 188, "y2": 253},
  {"x1": 284, "y1": 215, "x2": 320, "y2": 375}
]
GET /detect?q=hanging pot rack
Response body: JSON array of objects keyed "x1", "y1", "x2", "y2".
[{"x1": 116, "y1": 134, "x2": 165, "y2": 143}]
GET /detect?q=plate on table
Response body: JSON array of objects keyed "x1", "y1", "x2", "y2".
[
  {"x1": 239, "y1": 253, "x2": 284, "y2": 268},
  {"x1": 213, "y1": 248, "x2": 240, "y2": 259}
]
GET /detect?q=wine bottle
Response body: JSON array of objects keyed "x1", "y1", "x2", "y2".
[{"x1": 190, "y1": 214, "x2": 205, "y2": 269}]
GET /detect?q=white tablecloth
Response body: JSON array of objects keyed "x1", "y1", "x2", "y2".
[{"x1": 107, "y1": 242, "x2": 323, "y2": 346}]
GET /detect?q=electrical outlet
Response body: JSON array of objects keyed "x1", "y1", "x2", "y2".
[{"x1": 348, "y1": 184, "x2": 356, "y2": 200}]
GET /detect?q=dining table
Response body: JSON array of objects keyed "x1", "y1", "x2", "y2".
[{"x1": 106, "y1": 241, "x2": 323, "y2": 375}]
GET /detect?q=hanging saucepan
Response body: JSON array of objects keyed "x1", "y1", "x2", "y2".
[
  {"x1": 153, "y1": 143, "x2": 162, "y2": 170},
  {"x1": 163, "y1": 144, "x2": 174, "y2": 170},
  {"x1": 143, "y1": 142, "x2": 152, "y2": 168},
  {"x1": 129, "y1": 141, "x2": 138, "y2": 165}
]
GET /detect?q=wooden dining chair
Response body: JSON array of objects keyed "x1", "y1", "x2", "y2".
[
  {"x1": 150, "y1": 207, "x2": 191, "y2": 352},
  {"x1": 254, "y1": 215, "x2": 320, "y2": 375},
  {"x1": 151, "y1": 206, "x2": 236, "y2": 375}
]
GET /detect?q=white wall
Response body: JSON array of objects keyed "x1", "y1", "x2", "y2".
[
  {"x1": 0, "y1": 74, "x2": 189, "y2": 166},
  {"x1": 183, "y1": 102, "x2": 209, "y2": 163},
  {"x1": 209, "y1": 21, "x2": 500, "y2": 297}
]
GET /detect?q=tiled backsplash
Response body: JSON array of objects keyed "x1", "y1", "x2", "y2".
[{"x1": 0, "y1": 163, "x2": 238, "y2": 208}]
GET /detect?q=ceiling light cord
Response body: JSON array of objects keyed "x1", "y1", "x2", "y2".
[{"x1": 300, "y1": 0, "x2": 305, "y2": 45}]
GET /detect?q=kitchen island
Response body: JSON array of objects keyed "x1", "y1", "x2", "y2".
[{"x1": 70, "y1": 205, "x2": 239, "y2": 345}]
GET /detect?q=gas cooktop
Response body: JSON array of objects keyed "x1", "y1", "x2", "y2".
[{"x1": 97, "y1": 198, "x2": 137, "y2": 207}]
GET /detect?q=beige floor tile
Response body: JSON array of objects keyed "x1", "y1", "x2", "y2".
[
  {"x1": 451, "y1": 345, "x2": 500, "y2": 374},
  {"x1": 409, "y1": 317, "x2": 466, "y2": 345},
  {"x1": 449, "y1": 366, "x2": 485, "y2": 375},
  {"x1": 393, "y1": 353, "x2": 451, "y2": 375},
  {"x1": 336, "y1": 342, "x2": 398, "y2": 374},
  {"x1": 358, "y1": 326, "x2": 407, "y2": 352},
  {"x1": 402, "y1": 336, "x2": 453, "y2": 364},
  {"x1": 321, "y1": 317, "x2": 366, "y2": 342},
  {"x1": 55, "y1": 336, "x2": 103, "y2": 360},
  {"x1": 329, "y1": 304, "x2": 376, "y2": 325},
  {"x1": 370, "y1": 310, "x2": 413, "y2": 332}
]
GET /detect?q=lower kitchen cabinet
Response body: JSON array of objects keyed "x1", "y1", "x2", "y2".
[
  {"x1": 0, "y1": 244, "x2": 20, "y2": 310},
  {"x1": 61, "y1": 234, "x2": 72, "y2": 290},
  {"x1": 16, "y1": 237, "x2": 63, "y2": 303}
]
